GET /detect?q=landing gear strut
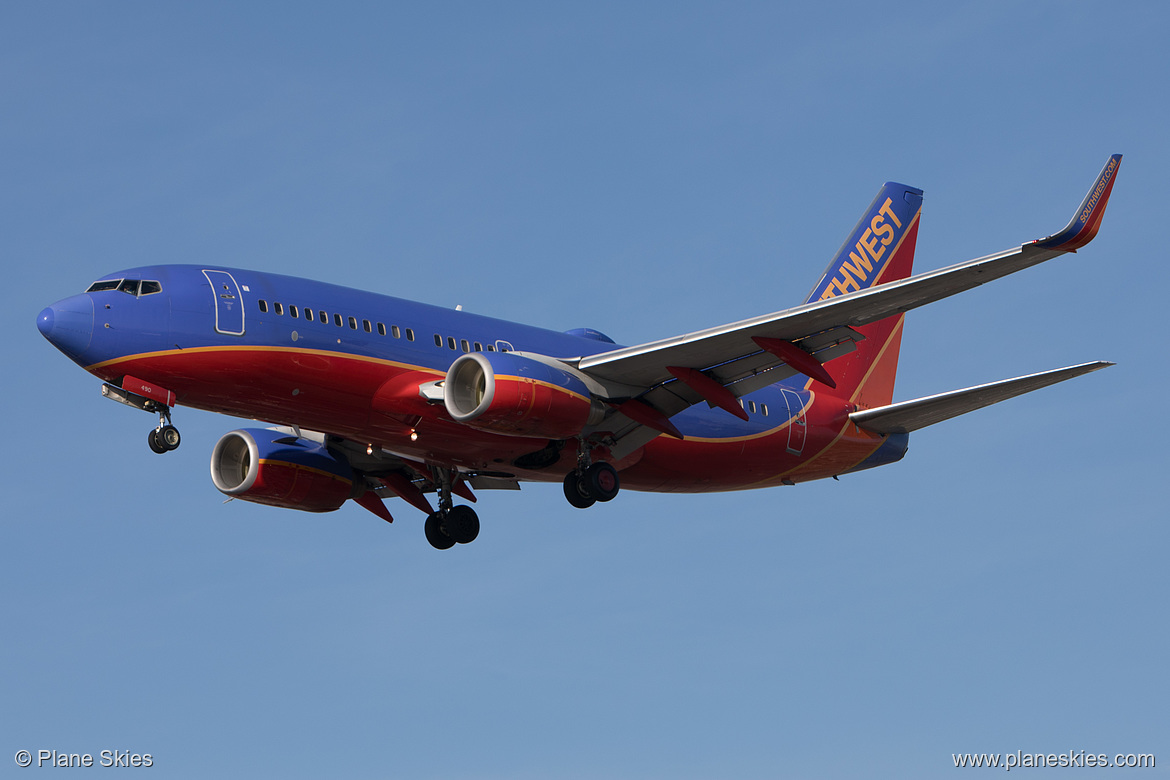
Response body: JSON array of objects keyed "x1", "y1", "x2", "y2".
[
  {"x1": 563, "y1": 440, "x2": 620, "y2": 509},
  {"x1": 424, "y1": 467, "x2": 480, "y2": 550}
]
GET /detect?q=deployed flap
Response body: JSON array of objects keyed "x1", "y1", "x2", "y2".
[{"x1": 849, "y1": 361, "x2": 1113, "y2": 434}]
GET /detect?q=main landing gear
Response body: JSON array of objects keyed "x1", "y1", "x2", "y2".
[
  {"x1": 563, "y1": 439, "x2": 620, "y2": 509},
  {"x1": 424, "y1": 467, "x2": 479, "y2": 550}
]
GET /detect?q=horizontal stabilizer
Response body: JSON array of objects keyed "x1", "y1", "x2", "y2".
[{"x1": 849, "y1": 361, "x2": 1113, "y2": 434}]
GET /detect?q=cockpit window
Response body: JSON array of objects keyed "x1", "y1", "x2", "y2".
[{"x1": 85, "y1": 279, "x2": 162, "y2": 296}]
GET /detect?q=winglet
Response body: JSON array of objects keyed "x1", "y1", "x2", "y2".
[{"x1": 1033, "y1": 154, "x2": 1122, "y2": 252}]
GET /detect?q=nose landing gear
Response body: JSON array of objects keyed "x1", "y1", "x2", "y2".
[
  {"x1": 148, "y1": 415, "x2": 182, "y2": 454},
  {"x1": 101, "y1": 381, "x2": 182, "y2": 454}
]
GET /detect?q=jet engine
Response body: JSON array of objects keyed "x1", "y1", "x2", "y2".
[
  {"x1": 210, "y1": 428, "x2": 359, "y2": 512},
  {"x1": 444, "y1": 352, "x2": 605, "y2": 438}
]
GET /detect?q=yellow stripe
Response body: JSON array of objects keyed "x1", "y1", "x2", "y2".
[
  {"x1": 495, "y1": 374, "x2": 590, "y2": 404},
  {"x1": 257, "y1": 458, "x2": 352, "y2": 484},
  {"x1": 681, "y1": 391, "x2": 813, "y2": 444},
  {"x1": 870, "y1": 209, "x2": 921, "y2": 287},
  {"x1": 86, "y1": 344, "x2": 443, "y2": 377},
  {"x1": 848, "y1": 315, "x2": 905, "y2": 404}
]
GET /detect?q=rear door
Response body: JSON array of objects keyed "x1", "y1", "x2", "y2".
[{"x1": 781, "y1": 388, "x2": 807, "y2": 456}]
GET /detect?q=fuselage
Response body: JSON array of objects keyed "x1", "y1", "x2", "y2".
[{"x1": 37, "y1": 265, "x2": 908, "y2": 492}]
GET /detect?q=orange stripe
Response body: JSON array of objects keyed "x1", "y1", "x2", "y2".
[
  {"x1": 86, "y1": 344, "x2": 443, "y2": 377},
  {"x1": 257, "y1": 459, "x2": 352, "y2": 484}
]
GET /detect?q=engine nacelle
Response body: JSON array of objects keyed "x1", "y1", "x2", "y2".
[
  {"x1": 210, "y1": 429, "x2": 357, "y2": 512},
  {"x1": 444, "y1": 352, "x2": 602, "y2": 438}
]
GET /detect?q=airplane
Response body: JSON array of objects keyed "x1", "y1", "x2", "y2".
[{"x1": 37, "y1": 155, "x2": 1121, "y2": 550}]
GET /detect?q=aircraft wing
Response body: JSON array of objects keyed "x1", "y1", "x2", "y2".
[
  {"x1": 848, "y1": 361, "x2": 1114, "y2": 434},
  {"x1": 574, "y1": 155, "x2": 1121, "y2": 424}
]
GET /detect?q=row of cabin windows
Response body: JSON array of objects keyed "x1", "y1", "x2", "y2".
[
  {"x1": 256, "y1": 299, "x2": 513, "y2": 353},
  {"x1": 256, "y1": 299, "x2": 415, "y2": 341},
  {"x1": 431, "y1": 333, "x2": 503, "y2": 354},
  {"x1": 739, "y1": 399, "x2": 769, "y2": 417}
]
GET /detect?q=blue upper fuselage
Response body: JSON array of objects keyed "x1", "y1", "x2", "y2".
[
  {"x1": 39, "y1": 264, "x2": 621, "y2": 368},
  {"x1": 38, "y1": 264, "x2": 813, "y2": 440}
]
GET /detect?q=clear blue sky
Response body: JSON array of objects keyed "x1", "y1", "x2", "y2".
[{"x1": 3, "y1": 2, "x2": 1166, "y2": 777}]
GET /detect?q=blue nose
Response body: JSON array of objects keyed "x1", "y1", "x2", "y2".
[{"x1": 37, "y1": 295, "x2": 94, "y2": 360}]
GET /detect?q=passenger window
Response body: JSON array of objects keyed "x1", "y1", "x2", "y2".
[
  {"x1": 460, "y1": 339, "x2": 470, "y2": 352},
  {"x1": 334, "y1": 313, "x2": 343, "y2": 327},
  {"x1": 434, "y1": 334, "x2": 443, "y2": 347},
  {"x1": 391, "y1": 325, "x2": 401, "y2": 339},
  {"x1": 304, "y1": 308, "x2": 313, "y2": 321},
  {"x1": 320, "y1": 311, "x2": 328, "y2": 324},
  {"x1": 486, "y1": 344, "x2": 495, "y2": 352},
  {"x1": 377, "y1": 323, "x2": 386, "y2": 336},
  {"x1": 405, "y1": 328, "x2": 415, "y2": 341},
  {"x1": 348, "y1": 316, "x2": 357, "y2": 330},
  {"x1": 473, "y1": 342, "x2": 482, "y2": 352},
  {"x1": 761, "y1": 403, "x2": 768, "y2": 416},
  {"x1": 290, "y1": 305, "x2": 299, "y2": 318},
  {"x1": 259, "y1": 300, "x2": 269, "y2": 313},
  {"x1": 363, "y1": 319, "x2": 372, "y2": 333},
  {"x1": 274, "y1": 302, "x2": 284, "y2": 315},
  {"x1": 447, "y1": 337, "x2": 456, "y2": 350},
  {"x1": 118, "y1": 279, "x2": 140, "y2": 296},
  {"x1": 749, "y1": 401, "x2": 757, "y2": 414}
]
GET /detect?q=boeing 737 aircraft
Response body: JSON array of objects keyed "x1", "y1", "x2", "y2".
[{"x1": 38, "y1": 155, "x2": 1121, "y2": 549}]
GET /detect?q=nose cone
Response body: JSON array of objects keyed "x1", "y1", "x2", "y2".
[
  {"x1": 36, "y1": 306, "x2": 55, "y2": 337},
  {"x1": 37, "y1": 294, "x2": 94, "y2": 361}
]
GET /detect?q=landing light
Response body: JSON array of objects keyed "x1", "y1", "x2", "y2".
[{"x1": 409, "y1": 429, "x2": 418, "y2": 442}]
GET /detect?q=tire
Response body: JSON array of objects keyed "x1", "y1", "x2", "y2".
[
  {"x1": 563, "y1": 472, "x2": 596, "y2": 509},
  {"x1": 442, "y1": 505, "x2": 480, "y2": 544},
  {"x1": 584, "y1": 462, "x2": 620, "y2": 502},
  {"x1": 424, "y1": 513, "x2": 456, "y2": 550},
  {"x1": 148, "y1": 429, "x2": 168, "y2": 454},
  {"x1": 159, "y1": 425, "x2": 181, "y2": 450}
]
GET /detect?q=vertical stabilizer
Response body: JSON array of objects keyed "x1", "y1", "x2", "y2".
[{"x1": 805, "y1": 183, "x2": 923, "y2": 408}]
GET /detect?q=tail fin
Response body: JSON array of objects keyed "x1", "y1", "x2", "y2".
[{"x1": 805, "y1": 182, "x2": 924, "y2": 408}]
